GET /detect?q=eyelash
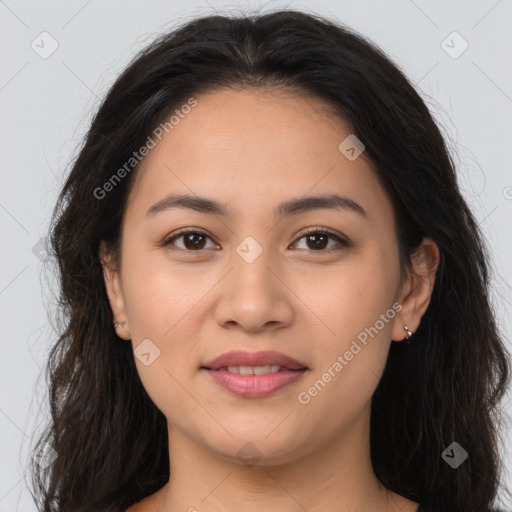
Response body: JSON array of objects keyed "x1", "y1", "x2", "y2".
[{"x1": 161, "y1": 227, "x2": 350, "y2": 254}]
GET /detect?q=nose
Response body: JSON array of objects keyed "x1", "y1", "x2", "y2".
[{"x1": 213, "y1": 249, "x2": 294, "y2": 334}]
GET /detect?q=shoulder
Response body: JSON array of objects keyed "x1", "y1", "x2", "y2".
[{"x1": 125, "y1": 491, "x2": 161, "y2": 512}]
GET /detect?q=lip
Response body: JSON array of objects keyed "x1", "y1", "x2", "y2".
[
  {"x1": 203, "y1": 368, "x2": 307, "y2": 398},
  {"x1": 201, "y1": 350, "x2": 308, "y2": 398},
  {"x1": 202, "y1": 350, "x2": 307, "y2": 371}
]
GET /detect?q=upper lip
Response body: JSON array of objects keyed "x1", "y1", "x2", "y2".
[{"x1": 202, "y1": 350, "x2": 307, "y2": 370}]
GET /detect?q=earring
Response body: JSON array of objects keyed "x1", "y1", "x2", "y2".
[
  {"x1": 403, "y1": 324, "x2": 413, "y2": 343},
  {"x1": 113, "y1": 321, "x2": 126, "y2": 329}
]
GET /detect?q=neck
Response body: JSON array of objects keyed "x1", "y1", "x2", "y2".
[{"x1": 153, "y1": 404, "x2": 417, "y2": 512}]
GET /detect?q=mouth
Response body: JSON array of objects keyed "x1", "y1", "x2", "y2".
[
  {"x1": 202, "y1": 349, "x2": 308, "y2": 371},
  {"x1": 201, "y1": 350, "x2": 308, "y2": 398},
  {"x1": 203, "y1": 364, "x2": 303, "y2": 375}
]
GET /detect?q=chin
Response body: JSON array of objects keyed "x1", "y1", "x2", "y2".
[{"x1": 197, "y1": 424, "x2": 311, "y2": 467}]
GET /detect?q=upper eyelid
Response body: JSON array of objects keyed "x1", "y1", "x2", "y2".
[{"x1": 294, "y1": 226, "x2": 347, "y2": 240}]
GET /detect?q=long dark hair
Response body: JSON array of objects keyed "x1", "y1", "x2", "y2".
[{"x1": 29, "y1": 8, "x2": 510, "y2": 512}]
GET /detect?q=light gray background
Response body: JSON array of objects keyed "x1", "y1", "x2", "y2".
[{"x1": 1, "y1": 0, "x2": 511, "y2": 510}]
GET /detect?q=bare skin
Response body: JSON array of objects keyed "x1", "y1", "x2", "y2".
[{"x1": 102, "y1": 87, "x2": 439, "y2": 512}]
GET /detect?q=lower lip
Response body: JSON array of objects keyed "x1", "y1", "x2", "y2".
[{"x1": 203, "y1": 368, "x2": 307, "y2": 398}]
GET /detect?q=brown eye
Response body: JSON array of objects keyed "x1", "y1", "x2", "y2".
[
  {"x1": 305, "y1": 232, "x2": 329, "y2": 250},
  {"x1": 181, "y1": 232, "x2": 207, "y2": 250},
  {"x1": 292, "y1": 229, "x2": 349, "y2": 252},
  {"x1": 163, "y1": 230, "x2": 216, "y2": 251}
]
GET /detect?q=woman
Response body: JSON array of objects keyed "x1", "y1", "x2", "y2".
[{"x1": 30, "y1": 8, "x2": 510, "y2": 512}]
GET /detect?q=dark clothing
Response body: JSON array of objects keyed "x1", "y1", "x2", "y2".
[{"x1": 417, "y1": 505, "x2": 505, "y2": 512}]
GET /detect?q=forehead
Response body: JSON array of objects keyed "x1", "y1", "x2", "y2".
[{"x1": 125, "y1": 87, "x2": 394, "y2": 226}]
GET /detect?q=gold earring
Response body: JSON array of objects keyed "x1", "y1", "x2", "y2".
[
  {"x1": 403, "y1": 324, "x2": 413, "y2": 343},
  {"x1": 113, "y1": 321, "x2": 126, "y2": 329}
]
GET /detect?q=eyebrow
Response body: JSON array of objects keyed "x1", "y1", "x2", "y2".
[{"x1": 146, "y1": 193, "x2": 367, "y2": 219}]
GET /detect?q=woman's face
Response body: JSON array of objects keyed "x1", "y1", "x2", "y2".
[{"x1": 103, "y1": 87, "x2": 429, "y2": 465}]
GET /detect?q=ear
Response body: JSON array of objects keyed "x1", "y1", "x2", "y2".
[
  {"x1": 99, "y1": 241, "x2": 131, "y2": 340},
  {"x1": 392, "y1": 237, "x2": 440, "y2": 342}
]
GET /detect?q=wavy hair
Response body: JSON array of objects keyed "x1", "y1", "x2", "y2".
[{"x1": 29, "y1": 8, "x2": 510, "y2": 512}]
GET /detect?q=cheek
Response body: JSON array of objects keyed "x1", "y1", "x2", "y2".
[
  {"x1": 300, "y1": 245, "x2": 400, "y2": 347},
  {"x1": 119, "y1": 248, "x2": 203, "y2": 415},
  {"x1": 118, "y1": 243, "x2": 221, "y2": 392},
  {"x1": 294, "y1": 243, "x2": 400, "y2": 405},
  {"x1": 295, "y1": 290, "x2": 395, "y2": 435},
  {"x1": 120, "y1": 243, "x2": 206, "y2": 340}
]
